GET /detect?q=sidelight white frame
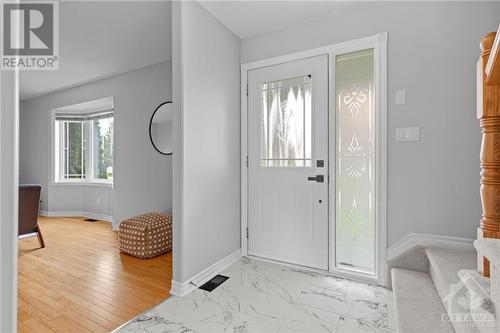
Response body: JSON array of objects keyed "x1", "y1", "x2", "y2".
[{"x1": 240, "y1": 33, "x2": 388, "y2": 286}]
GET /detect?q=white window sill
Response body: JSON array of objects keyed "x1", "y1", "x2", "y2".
[{"x1": 51, "y1": 181, "x2": 113, "y2": 188}]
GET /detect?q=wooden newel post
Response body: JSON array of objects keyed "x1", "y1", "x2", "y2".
[{"x1": 478, "y1": 31, "x2": 500, "y2": 277}]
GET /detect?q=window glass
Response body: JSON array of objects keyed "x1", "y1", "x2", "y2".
[
  {"x1": 93, "y1": 117, "x2": 114, "y2": 180},
  {"x1": 62, "y1": 121, "x2": 86, "y2": 180},
  {"x1": 55, "y1": 114, "x2": 113, "y2": 183},
  {"x1": 335, "y1": 49, "x2": 375, "y2": 274},
  {"x1": 260, "y1": 75, "x2": 312, "y2": 167}
]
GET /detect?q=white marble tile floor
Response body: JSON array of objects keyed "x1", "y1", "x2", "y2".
[{"x1": 115, "y1": 258, "x2": 395, "y2": 333}]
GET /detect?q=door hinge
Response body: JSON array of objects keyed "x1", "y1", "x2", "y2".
[
  {"x1": 246, "y1": 227, "x2": 249, "y2": 238},
  {"x1": 246, "y1": 84, "x2": 248, "y2": 96},
  {"x1": 246, "y1": 156, "x2": 248, "y2": 167}
]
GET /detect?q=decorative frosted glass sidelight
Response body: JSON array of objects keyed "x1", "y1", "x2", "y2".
[
  {"x1": 335, "y1": 49, "x2": 375, "y2": 274},
  {"x1": 260, "y1": 75, "x2": 312, "y2": 167}
]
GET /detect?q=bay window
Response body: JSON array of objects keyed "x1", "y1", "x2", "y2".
[{"x1": 54, "y1": 110, "x2": 114, "y2": 184}]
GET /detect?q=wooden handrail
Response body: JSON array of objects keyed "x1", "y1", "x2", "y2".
[
  {"x1": 486, "y1": 24, "x2": 500, "y2": 85},
  {"x1": 478, "y1": 30, "x2": 500, "y2": 277}
]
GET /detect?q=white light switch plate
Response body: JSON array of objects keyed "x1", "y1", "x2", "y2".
[
  {"x1": 395, "y1": 90, "x2": 406, "y2": 105},
  {"x1": 396, "y1": 127, "x2": 420, "y2": 141}
]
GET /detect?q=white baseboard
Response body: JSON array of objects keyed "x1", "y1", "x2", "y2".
[
  {"x1": 388, "y1": 232, "x2": 474, "y2": 261},
  {"x1": 171, "y1": 249, "x2": 241, "y2": 297},
  {"x1": 39, "y1": 210, "x2": 113, "y2": 223}
]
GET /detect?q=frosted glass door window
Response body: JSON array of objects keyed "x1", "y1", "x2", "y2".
[
  {"x1": 261, "y1": 75, "x2": 312, "y2": 167},
  {"x1": 335, "y1": 49, "x2": 375, "y2": 274}
]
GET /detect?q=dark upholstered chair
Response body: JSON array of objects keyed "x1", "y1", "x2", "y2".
[{"x1": 19, "y1": 185, "x2": 45, "y2": 248}]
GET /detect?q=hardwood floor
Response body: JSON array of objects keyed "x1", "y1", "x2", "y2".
[{"x1": 17, "y1": 216, "x2": 172, "y2": 333}]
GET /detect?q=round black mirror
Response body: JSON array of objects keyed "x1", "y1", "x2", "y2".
[{"x1": 149, "y1": 101, "x2": 173, "y2": 155}]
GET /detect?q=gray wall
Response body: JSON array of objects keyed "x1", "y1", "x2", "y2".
[
  {"x1": 240, "y1": 1, "x2": 500, "y2": 246},
  {"x1": 19, "y1": 61, "x2": 172, "y2": 227},
  {"x1": 0, "y1": 70, "x2": 19, "y2": 333},
  {"x1": 172, "y1": 1, "x2": 240, "y2": 282},
  {"x1": 46, "y1": 185, "x2": 113, "y2": 217}
]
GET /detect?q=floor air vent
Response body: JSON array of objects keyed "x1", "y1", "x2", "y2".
[
  {"x1": 84, "y1": 218, "x2": 99, "y2": 222},
  {"x1": 199, "y1": 275, "x2": 229, "y2": 292}
]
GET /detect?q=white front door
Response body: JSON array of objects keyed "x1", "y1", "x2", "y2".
[{"x1": 247, "y1": 55, "x2": 328, "y2": 269}]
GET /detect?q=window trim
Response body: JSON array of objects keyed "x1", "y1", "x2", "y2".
[
  {"x1": 50, "y1": 98, "x2": 114, "y2": 187},
  {"x1": 58, "y1": 120, "x2": 87, "y2": 182},
  {"x1": 53, "y1": 117, "x2": 114, "y2": 185}
]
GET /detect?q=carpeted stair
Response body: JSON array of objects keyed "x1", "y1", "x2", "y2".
[{"x1": 391, "y1": 247, "x2": 497, "y2": 333}]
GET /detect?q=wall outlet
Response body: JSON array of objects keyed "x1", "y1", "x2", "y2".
[{"x1": 396, "y1": 127, "x2": 420, "y2": 141}]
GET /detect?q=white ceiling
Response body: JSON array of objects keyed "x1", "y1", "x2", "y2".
[
  {"x1": 20, "y1": 1, "x2": 171, "y2": 100},
  {"x1": 199, "y1": 0, "x2": 356, "y2": 39}
]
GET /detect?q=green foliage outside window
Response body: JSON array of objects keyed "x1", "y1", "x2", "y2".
[{"x1": 93, "y1": 118, "x2": 113, "y2": 180}]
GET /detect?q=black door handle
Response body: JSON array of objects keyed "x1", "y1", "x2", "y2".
[{"x1": 307, "y1": 175, "x2": 324, "y2": 183}]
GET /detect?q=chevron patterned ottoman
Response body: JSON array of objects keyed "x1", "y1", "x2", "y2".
[{"x1": 118, "y1": 212, "x2": 172, "y2": 259}]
